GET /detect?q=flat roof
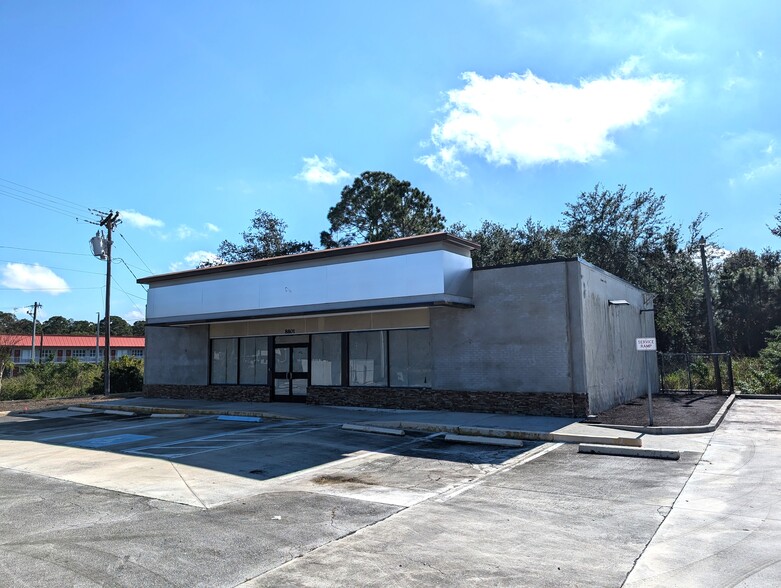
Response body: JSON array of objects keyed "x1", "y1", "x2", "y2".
[{"x1": 138, "y1": 232, "x2": 479, "y2": 285}]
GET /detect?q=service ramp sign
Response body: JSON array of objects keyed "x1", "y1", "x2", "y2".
[{"x1": 636, "y1": 338, "x2": 657, "y2": 351}]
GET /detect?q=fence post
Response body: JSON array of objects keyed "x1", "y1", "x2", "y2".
[
  {"x1": 658, "y1": 352, "x2": 665, "y2": 392},
  {"x1": 726, "y1": 353, "x2": 734, "y2": 393},
  {"x1": 686, "y1": 353, "x2": 693, "y2": 393}
]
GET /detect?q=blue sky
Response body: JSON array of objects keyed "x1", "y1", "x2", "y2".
[{"x1": 1, "y1": 0, "x2": 780, "y2": 323}]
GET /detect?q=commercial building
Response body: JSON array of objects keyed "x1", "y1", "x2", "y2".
[{"x1": 139, "y1": 233, "x2": 656, "y2": 417}]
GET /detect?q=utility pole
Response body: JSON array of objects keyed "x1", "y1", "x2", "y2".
[
  {"x1": 27, "y1": 302, "x2": 42, "y2": 364},
  {"x1": 699, "y1": 236, "x2": 723, "y2": 393},
  {"x1": 100, "y1": 211, "x2": 121, "y2": 395},
  {"x1": 90, "y1": 211, "x2": 121, "y2": 395}
]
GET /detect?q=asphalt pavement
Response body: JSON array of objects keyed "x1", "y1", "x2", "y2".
[{"x1": 0, "y1": 396, "x2": 777, "y2": 586}]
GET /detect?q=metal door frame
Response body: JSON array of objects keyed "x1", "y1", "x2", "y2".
[{"x1": 272, "y1": 341, "x2": 309, "y2": 402}]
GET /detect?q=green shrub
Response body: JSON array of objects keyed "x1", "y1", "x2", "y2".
[
  {"x1": 0, "y1": 357, "x2": 102, "y2": 400},
  {"x1": 89, "y1": 356, "x2": 144, "y2": 395},
  {"x1": 736, "y1": 330, "x2": 781, "y2": 394}
]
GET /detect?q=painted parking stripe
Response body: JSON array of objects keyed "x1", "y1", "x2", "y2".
[
  {"x1": 125, "y1": 423, "x2": 335, "y2": 459},
  {"x1": 39, "y1": 415, "x2": 214, "y2": 442},
  {"x1": 217, "y1": 415, "x2": 262, "y2": 423},
  {"x1": 68, "y1": 433, "x2": 153, "y2": 448}
]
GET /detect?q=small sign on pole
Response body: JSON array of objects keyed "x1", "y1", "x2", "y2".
[
  {"x1": 636, "y1": 338, "x2": 657, "y2": 351},
  {"x1": 636, "y1": 337, "x2": 657, "y2": 426}
]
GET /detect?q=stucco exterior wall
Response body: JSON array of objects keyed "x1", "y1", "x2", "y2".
[
  {"x1": 577, "y1": 262, "x2": 657, "y2": 414},
  {"x1": 430, "y1": 261, "x2": 586, "y2": 397},
  {"x1": 144, "y1": 325, "x2": 209, "y2": 386}
]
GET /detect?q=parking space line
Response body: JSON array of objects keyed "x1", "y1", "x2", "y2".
[
  {"x1": 125, "y1": 422, "x2": 335, "y2": 459},
  {"x1": 39, "y1": 415, "x2": 214, "y2": 442}
]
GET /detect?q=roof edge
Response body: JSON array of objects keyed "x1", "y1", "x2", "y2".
[{"x1": 139, "y1": 232, "x2": 479, "y2": 285}]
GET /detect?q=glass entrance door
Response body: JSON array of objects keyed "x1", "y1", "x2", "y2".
[{"x1": 273, "y1": 343, "x2": 309, "y2": 401}]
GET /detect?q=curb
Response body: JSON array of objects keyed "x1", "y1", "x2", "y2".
[
  {"x1": 735, "y1": 393, "x2": 781, "y2": 400},
  {"x1": 76, "y1": 403, "x2": 300, "y2": 421},
  {"x1": 444, "y1": 433, "x2": 524, "y2": 447},
  {"x1": 363, "y1": 420, "x2": 642, "y2": 447},
  {"x1": 341, "y1": 424, "x2": 405, "y2": 436},
  {"x1": 590, "y1": 393, "x2": 737, "y2": 435},
  {"x1": 578, "y1": 444, "x2": 680, "y2": 460}
]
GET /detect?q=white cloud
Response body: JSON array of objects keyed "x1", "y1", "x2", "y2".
[
  {"x1": 418, "y1": 70, "x2": 681, "y2": 178},
  {"x1": 169, "y1": 251, "x2": 221, "y2": 272},
  {"x1": 0, "y1": 263, "x2": 70, "y2": 295},
  {"x1": 744, "y1": 158, "x2": 781, "y2": 182},
  {"x1": 175, "y1": 225, "x2": 195, "y2": 240},
  {"x1": 171, "y1": 223, "x2": 220, "y2": 240},
  {"x1": 120, "y1": 210, "x2": 165, "y2": 230},
  {"x1": 416, "y1": 147, "x2": 468, "y2": 180},
  {"x1": 125, "y1": 309, "x2": 145, "y2": 322},
  {"x1": 295, "y1": 155, "x2": 351, "y2": 185}
]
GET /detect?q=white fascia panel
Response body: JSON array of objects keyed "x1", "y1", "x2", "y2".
[{"x1": 147, "y1": 249, "x2": 472, "y2": 322}]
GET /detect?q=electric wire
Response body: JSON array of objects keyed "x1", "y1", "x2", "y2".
[
  {"x1": 0, "y1": 176, "x2": 100, "y2": 214},
  {"x1": 0, "y1": 245, "x2": 93, "y2": 257},
  {"x1": 0, "y1": 188, "x2": 89, "y2": 220},
  {"x1": 0, "y1": 259, "x2": 104, "y2": 276},
  {"x1": 118, "y1": 233, "x2": 154, "y2": 274},
  {"x1": 0, "y1": 286, "x2": 103, "y2": 291},
  {"x1": 116, "y1": 258, "x2": 149, "y2": 291},
  {"x1": 112, "y1": 276, "x2": 146, "y2": 316}
]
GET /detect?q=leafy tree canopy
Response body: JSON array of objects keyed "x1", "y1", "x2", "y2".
[
  {"x1": 449, "y1": 219, "x2": 560, "y2": 268},
  {"x1": 215, "y1": 210, "x2": 313, "y2": 264},
  {"x1": 320, "y1": 171, "x2": 446, "y2": 247},
  {"x1": 557, "y1": 184, "x2": 708, "y2": 352}
]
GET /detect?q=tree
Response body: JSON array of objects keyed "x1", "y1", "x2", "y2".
[
  {"x1": 320, "y1": 171, "x2": 446, "y2": 247},
  {"x1": 0, "y1": 334, "x2": 24, "y2": 392},
  {"x1": 0, "y1": 312, "x2": 21, "y2": 333},
  {"x1": 215, "y1": 210, "x2": 313, "y2": 264},
  {"x1": 42, "y1": 315, "x2": 73, "y2": 334},
  {"x1": 100, "y1": 316, "x2": 133, "y2": 336},
  {"x1": 771, "y1": 199, "x2": 781, "y2": 238},
  {"x1": 131, "y1": 320, "x2": 146, "y2": 336},
  {"x1": 70, "y1": 320, "x2": 97, "y2": 335},
  {"x1": 716, "y1": 248, "x2": 781, "y2": 356},
  {"x1": 557, "y1": 184, "x2": 708, "y2": 351},
  {"x1": 450, "y1": 218, "x2": 560, "y2": 267}
]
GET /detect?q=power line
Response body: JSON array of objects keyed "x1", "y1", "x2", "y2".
[
  {"x1": 0, "y1": 188, "x2": 89, "y2": 221},
  {"x1": 0, "y1": 245, "x2": 93, "y2": 257},
  {"x1": 0, "y1": 286, "x2": 102, "y2": 291},
  {"x1": 112, "y1": 276, "x2": 146, "y2": 316},
  {"x1": 0, "y1": 177, "x2": 99, "y2": 214},
  {"x1": 116, "y1": 258, "x2": 149, "y2": 291},
  {"x1": 118, "y1": 233, "x2": 154, "y2": 274},
  {"x1": 0, "y1": 259, "x2": 104, "y2": 276}
]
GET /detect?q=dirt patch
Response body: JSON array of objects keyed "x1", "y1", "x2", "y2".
[
  {"x1": 587, "y1": 393, "x2": 731, "y2": 427},
  {"x1": 0, "y1": 395, "x2": 131, "y2": 415}
]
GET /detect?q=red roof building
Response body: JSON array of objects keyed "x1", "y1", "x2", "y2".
[{"x1": 0, "y1": 334, "x2": 144, "y2": 370}]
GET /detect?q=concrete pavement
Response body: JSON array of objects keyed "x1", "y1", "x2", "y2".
[{"x1": 624, "y1": 398, "x2": 781, "y2": 587}]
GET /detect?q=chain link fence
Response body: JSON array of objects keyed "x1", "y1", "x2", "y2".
[{"x1": 658, "y1": 352, "x2": 734, "y2": 394}]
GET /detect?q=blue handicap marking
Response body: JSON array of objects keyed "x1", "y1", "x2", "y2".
[{"x1": 69, "y1": 434, "x2": 153, "y2": 448}]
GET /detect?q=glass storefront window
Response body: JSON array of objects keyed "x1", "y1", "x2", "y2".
[
  {"x1": 211, "y1": 338, "x2": 238, "y2": 384},
  {"x1": 389, "y1": 329, "x2": 432, "y2": 388},
  {"x1": 239, "y1": 337, "x2": 268, "y2": 385},
  {"x1": 349, "y1": 331, "x2": 387, "y2": 387},
  {"x1": 311, "y1": 333, "x2": 342, "y2": 385}
]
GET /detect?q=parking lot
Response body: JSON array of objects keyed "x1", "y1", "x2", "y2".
[
  {"x1": 1, "y1": 400, "x2": 779, "y2": 587},
  {"x1": 0, "y1": 410, "x2": 534, "y2": 510}
]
